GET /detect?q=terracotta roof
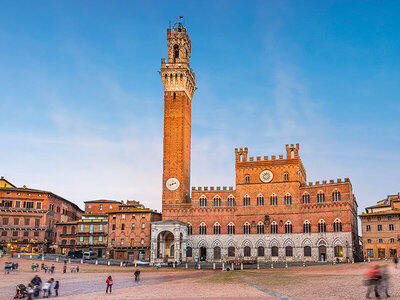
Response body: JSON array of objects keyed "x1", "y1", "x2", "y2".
[
  {"x1": 84, "y1": 199, "x2": 121, "y2": 203},
  {"x1": 55, "y1": 221, "x2": 79, "y2": 225},
  {"x1": 359, "y1": 209, "x2": 400, "y2": 217}
]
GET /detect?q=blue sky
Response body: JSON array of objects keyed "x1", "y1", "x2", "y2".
[{"x1": 0, "y1": 1, "x2": 399, "y2": 213}]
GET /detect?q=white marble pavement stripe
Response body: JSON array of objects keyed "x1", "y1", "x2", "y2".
[{"x1": 238, "y1": 276, "x2": 296, "y2": 300}]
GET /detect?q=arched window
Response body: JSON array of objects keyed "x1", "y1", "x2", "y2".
[
  {"x1": 285, "y1": 221, "x2": 293, "y2": 233},
  {"x1": 334, "y1": 246, "x2": 343, "y2": 257},
  {"x1": 271, "y1": 246, "x2": 279, "y2": 257},
  {"x1": 213, "y1": 195, "x2": 221, "y2": 207},
  {"x1": 243, "y1": 195, "x2": 250, "y2": 206},
  {"x1": 71, "y1": 226, "x2": 75, "y2": 234},
  {"x1": 332, "y1": 190, "x2": 341, "y2": 201},
  {"x1": 257, "y1": 246, "x2": 265, "y2": 257},
  {"x1": 302, "y1": 192, "x2": 310, "y2": 204},
  {"x1": 270, "y1": 194, "x2": 277, "y2": 206},
  {"x1": 303, "y1": 220, "x2": 311, "y2": 233},
  {"x1": 214, "y1": 246, "x2": 221, "y2": 260},
  {"x1": 187, "y1": 223, "x2": 192, "y2": 235},
  {"x1": 228, "y1": 246, "x2": 235, "y2": 257},
  {"x1": 244, "y1": 246, "x2": 251, "y2": 257},
  {"x1": 256, "y1": 194, "x2": 264, "y2": 206},
  {"x1": 286, "y1": 246, "x2": 293, "y2": 257},
  {"x1": 186, "y1": 246, "x2": 193, "y2": 257},
  {"x1": 199, "y1": 222, "x2": 207, "y2": 235},
  {"x1": 284, "y1": 172, "x2": 289, "y2": 181},
  {"x1": 304, "y1": 246, "x2": 311, "y2": 257},
  {"x1": 270, "y1": 221, "x2": 278, "y2": 234},
  {"x1": 245, "y1": 175, "x2": 250, "y2": 183},
  {"x1": 213, "y1": 222, "x2": 221, "y2": 235},
  {"x1": 228, "y1": 222, "x2": 235, "y2": 234},
  {"x1": 333, "y1": 218, "x2": 342, "y2": 232},
  {"x1": 228, "y1": 195, "x2": 235, "y2": 207},
  {"x1": 200, "y1": 195, "x2": 207, "y2": 207},
  {"x1": 318, "y1": 219, "x2": 326, "y2": 233},
  {"x1": 243, "y1": 222, "x2": 251, "y2": 234},
  {"x1": 62, "y1": 226, "x2": 67, "y2": 234},
  {"x1": 257, "y1": 221, "x2": 264, "y2": 234},
  {"x1": 70, "y1": 240, "x2": 75, "y2": 245},
  {"x1": 284, "y1": 193, "x2": 292, "y2": 205},
  {"x1": 317, "y1": 191, "x2": 325, "y2": 203},
  {"x1": 174, "y1": 44, "x2": 179, "y2": 59}
]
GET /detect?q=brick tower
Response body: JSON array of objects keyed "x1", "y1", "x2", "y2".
[{"x1": 160, "y1": 19, "x2": 196, "y2": 211}]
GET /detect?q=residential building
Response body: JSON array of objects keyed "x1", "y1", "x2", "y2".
[{"x1": 360, "y1": 193, "x2": 400, "y2": 259}]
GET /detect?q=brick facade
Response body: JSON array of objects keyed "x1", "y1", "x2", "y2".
[
  {"x1": 151, "y1": 22, "x2": 360, "y2": 264},
  {"x1": 0, "y1": 177, "x2": 83, "y2": 253}
]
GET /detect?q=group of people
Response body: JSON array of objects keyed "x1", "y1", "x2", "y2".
[
  {"x1": 24, "y1": 275, "x2": 59, "y2": 299},
  {"x1": 365, "y1": 265, "x2": 391, "y2": 299},
  {"x1": 4, "y1": 261, "x2": 18, "y2": 274}
]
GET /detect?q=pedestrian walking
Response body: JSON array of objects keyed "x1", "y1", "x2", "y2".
[
  {"x1": 50, "y1": 264, "x2": 55, "y2": 274},
  {"x1": 42, "y1": 280, "x2": 51, "y2": 298},
  {"x1": 63, "y1": 265, "x2": 67, "y2": 274},
  {"x1": 44, "y1": 265, "x2": 48, "y2": 273},
  {"x1": 54, "y1": 281, "x2": 59, "y2": 297},
  {"x1": 380, "y1": 265, "x2": 391, "y2": 298},
  {"x1": 4, "y1": 262, "x2": 11, "y2": 274},
  {"x1": 31, "y1": 263, "x2": 36, "y2": 272},
  {"x1": 365, "y1": 265, "x2": 381, "y2": 299},
  {"x1": 134, "y1": 269, "x2": 141, "y2": 282},
  {"x1": 106, "y1": 276, "x2": 113, "y2": 293}
]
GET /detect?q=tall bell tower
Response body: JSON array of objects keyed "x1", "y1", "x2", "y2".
[{"x1": 161, "y1": 19, "x2": 195, "y2": 211}]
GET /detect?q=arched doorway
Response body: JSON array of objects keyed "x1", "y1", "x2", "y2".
[
  {"x1": 214, "y1": 246, "x2": 221, "y2": 260},
  {"x1": 319, "y1": 245, "x2": 327, "y2": 261},
  {"x1": 157, "y1": 231, "x2": 175, "y2": 261},
  {"x1": 200, "y1": 247, "x2": 207, "y2": 261}
]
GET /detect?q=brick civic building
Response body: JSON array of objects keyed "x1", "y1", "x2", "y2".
[
  {"x1": 151, "y1": 21, "x2": 360, "y2": 264},
  {"x1": 360, "y1": 193, "x2": 400, "y2": 260},
  {"x1": 0, "y1": 177, "x2": 83, "y2": 253}
]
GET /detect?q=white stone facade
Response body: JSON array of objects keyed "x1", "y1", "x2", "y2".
[{"x1": 186, "y1": 232, "x2": 353, "y2": 262}]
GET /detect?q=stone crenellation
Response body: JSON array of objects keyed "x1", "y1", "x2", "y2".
[
  {"x1": 303, "y1": 178, "x2": 350, "y2": 187},
  {"x1": 235, "y1": 144, "x2": 300, "y2": 163}
]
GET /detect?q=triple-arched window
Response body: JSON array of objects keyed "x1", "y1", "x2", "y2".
[
  {"x1": 270, "y1": 221, "x2": 278, "y2": 234},
  {"x1": 213, "y1": 222, "x2": 221, "y2": 234},
  {"x1": 332, "y1": 190, "x2": 341, "y2": 201},
  {"x1": 256, "y1": 194, "x2": 264, "y2": 206},
  {"x1": 333, "y1": 218, "x2": 342, "y2": 232},
  {"x1": 199, "y1": 222, "x2": 207, "y2": 235},
  {"x1": 318, "y1": 219, "x2": 326, "y2": 233},
  {"x1": 213, "y1": 195, "x2": 221, "y2": 207},
  {"x1": 243, "y1": 222, "x2": 251, "y2": 234},
  {"x1": 303, "y1": 220, "x2": 311, "y2": 233},
  {"x1": 285, "y1": 221, "x2": 293, "y2": 233},
  {"x1": 243, "y1": 195, "x2": 250, "y2": 206},
  {"x1": 270, "y1": 194, "x2": 278, "y2": 206},
  {"x1": 257, "y1": 221, "x2": 264, "y2": 234},
  {"x1": 284, "y1": 193, "x2": 292, "y2": 205},
  {"x1": 228, "y1": 222, "x2": 235, "y2": 234},
  {"x1": 317, "y1": 191, "x2": 325, "y2": 203},
  {"x1": 200, "y1": 195, "x2": 207, "y2": 207},
  {"x1": 302, "y1": 192, "x2": 310, "y2": 204},
  {"x1": 228, "y1": 195, "x2": 235, "y2": 207}
]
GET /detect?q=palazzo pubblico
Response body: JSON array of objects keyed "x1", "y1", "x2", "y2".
[{"x1": 150, "y1": 21, "x2": 360, "y2": 264}]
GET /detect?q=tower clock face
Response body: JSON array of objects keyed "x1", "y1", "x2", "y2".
[
  {"x1": 166, "y1": 177, "x2": 180, "y2": 191},
  {"x1": 260, "y1": 170, "x2": 273, "y2": 183}
]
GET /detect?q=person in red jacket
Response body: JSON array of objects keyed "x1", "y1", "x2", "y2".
[
  {"x1": 365, "y1": 265, "x2": 381, "y2": 299},
  {"x1": 106, "y1": 276, "x2": 113, "y2": 294}
]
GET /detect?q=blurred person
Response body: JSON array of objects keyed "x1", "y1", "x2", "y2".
[
  {"x1": 50, "y1": 264, "x2": 55, "y2": 274},
  {"x1": 4, "y1": 261, "x2": 11, "y2": 274},
  {"x1": 31, "y1": 263, "x2": 36, "y2": 272},
  {"x1": 365, "y1": 265, "x2": 381, "y2": 299},
  {"x1": 54, "y1": 280, "x2": 59, "y2": 297},
  {"x1": 106, "y1": 275, "x2": 113, "y2": 293},
  {"x1": 381, "y1": 265, "x2": 391, "y2": 298},
  {"x1": 26, "y1": 283, "x2": 34, "y2": 300},
  {"x1": 63, "y1": 265, "x2": 67, "y2": 273},
  {"x1": 393, "y1": 257, "x2": 398, "y2": 269},
  {"x1": 41, "y1": 262, "x2": 45, "y2": 271},
  {"x1": 42, "y1": 280, "x2": 52, "y2": 298}
]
